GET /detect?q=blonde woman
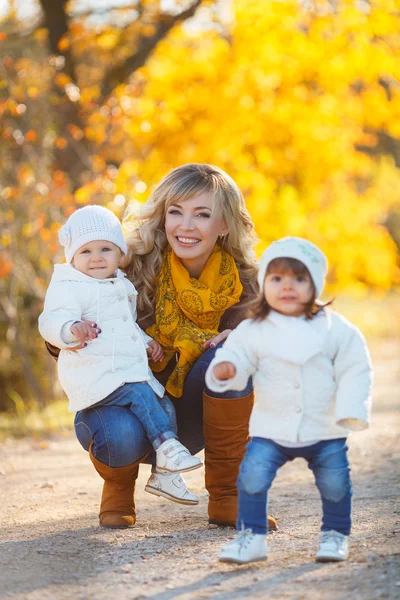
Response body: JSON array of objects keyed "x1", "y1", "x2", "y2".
[{"x1": 49, "y1": 164, "x2": 277, "y2": 531}]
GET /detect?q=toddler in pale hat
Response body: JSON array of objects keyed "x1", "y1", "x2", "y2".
[
  {"x1": 39, "y1": 205, "x2": 202, "y2": 511},
  {"x1": 205, "y1": 236, "x2": 373, "y2": 564}
]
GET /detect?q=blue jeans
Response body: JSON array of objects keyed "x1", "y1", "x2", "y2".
[
  {"x1": 94, "y1": 382, "x2": 176, "y2": 449},
  {"x1": 237, "y1": 437, "x2": 353, "y2": 536},
  {"x1": 74, "y1": 343, "x2": 252, "y2": 467}
]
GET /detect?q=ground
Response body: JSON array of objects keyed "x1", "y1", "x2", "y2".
[{"x1": 1, "y1": 339, "x2": 399, "y2": 600}]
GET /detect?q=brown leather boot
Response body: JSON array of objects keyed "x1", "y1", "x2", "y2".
[
  {"x1": 89, "y1": 444, "x2": 148, "y2": 528},
  {"x1": 203, "y1": 391, "x2": 277, "y2": 531}
]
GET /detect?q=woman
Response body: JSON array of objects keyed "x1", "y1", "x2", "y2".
[{"x1": 50, "y1": 164, "x2": 276, "y2": 530}]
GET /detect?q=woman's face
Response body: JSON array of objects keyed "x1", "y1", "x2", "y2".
[{"x1": 165, "y1": 191, "x2": 228, "y2": 278}]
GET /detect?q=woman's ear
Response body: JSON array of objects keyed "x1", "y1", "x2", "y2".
[{"x1": 219, "y1": 218, "x2": 229, "y2": 238}]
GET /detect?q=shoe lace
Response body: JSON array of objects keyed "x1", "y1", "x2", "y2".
[
  {"x1": 236, "y1": 526, "x2": 255, "y2": 549},
  {"x1": 318, "y1": 530, "x2": 345, "y2": 549}
]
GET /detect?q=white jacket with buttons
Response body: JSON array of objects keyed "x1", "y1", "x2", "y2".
[
  {"x1": 205, "y1": 309, "x2": 373, "y2": 443},
  {"x1": 38, "y1": 264, "x2": 164, "y2": 412}
]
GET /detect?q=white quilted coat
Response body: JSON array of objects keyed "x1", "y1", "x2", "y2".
[
  {"x1": 206, "y1": 309, "x2": 372, "y2": 443},
  {"x1": 38, "y1": 264, "x2": 164, "y2": 412}
]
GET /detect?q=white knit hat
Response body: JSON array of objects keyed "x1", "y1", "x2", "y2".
[
  {"x1": 257, "y1": 237, "x2": 328, "y2": 296},
  {"x1": 58, "y1": 205, "x2": 128, "y2": 263}
]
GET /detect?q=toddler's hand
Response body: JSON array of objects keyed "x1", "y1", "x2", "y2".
[
  {"x1": 213, "y1": 361, "x2": 236, "y2": 381},
  {"x1": 147, "y1": 340, "x2": 164, "y2": 362},
  {"x1": 202, "y1": 329, "x2": 231, "y2": 350},
  {"x1": 70, "y1": 321, "x2": 101, "y2": 348}
]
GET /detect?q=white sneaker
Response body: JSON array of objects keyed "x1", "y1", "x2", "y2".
[
  {"x1": 316, "y1": 530, "x2": 349, "y2": 562},
  {"x1": 144, "y1": 472, "x2": 199, "y2": 505},
  {"x1": 156, "y1": 438, "x2": 202, "y2": 474},
  {"x1": 219, "y1": 529, "x2": 267, "y2": 564}
]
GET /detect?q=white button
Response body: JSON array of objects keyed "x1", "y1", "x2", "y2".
[
  {"x1": 295, "y1": 406, "x2": 302, "y2": 413},
  {"x1": 294, "y1": 382, "x2": 300, "y2": 389},
  {"x1": 123, "y1": 315, "x2": 128, "y2": 322}
]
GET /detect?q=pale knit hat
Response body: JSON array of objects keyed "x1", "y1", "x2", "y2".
[
  {"x1": 257, "y1": 237, "x2": 328, "y2": 297},
  {"x1": 58, "y1": 205, "x2": 127, "y2": 263}
]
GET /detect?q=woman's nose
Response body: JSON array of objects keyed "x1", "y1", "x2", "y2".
[{"x1": 181, "y1": 215, "x2": 195, "y2": 230}]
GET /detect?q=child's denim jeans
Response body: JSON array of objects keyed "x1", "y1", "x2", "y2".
[
  {"x1": 237, "y1": 437, "x2": 353, "y2": 536},
  {"x1": 74, "y1": 342, "x2": 252, "y2": 467},
  {"x1": 93, "y1": 382, "x2": 176, "y2": 449}
]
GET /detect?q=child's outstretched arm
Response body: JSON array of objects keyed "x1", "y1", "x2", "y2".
[
  {"x1": 334, "y1": 319, "x2": 373, "y2": 431},
  {"x1": 205, "y1": 320, "x2": 259, "y2": 393},
  {"x1": 38, "y1": 280, "x2": 85, "y2": 349}
]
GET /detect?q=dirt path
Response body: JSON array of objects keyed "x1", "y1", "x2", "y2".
[{"x1": 1, "y1": 339, "x2": 399, "y2": 600}]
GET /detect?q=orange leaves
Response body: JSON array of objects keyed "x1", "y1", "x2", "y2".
[
  {"x1": 74, "y1": 181, "x2": 100, "y2": 205},
  {"x1": 25, "y1": 130, "x2": 37, "y2": 142},
  {"x1": 79, "y1": 85, "x2": 101, "y2": 105},
  {"x1": 66, "y1": 124, "x2": 84, "y2": 141},
  {"x1": 0, "y1": 257, "x2": 12, "y2": 279},
  {"x1": 2, "y1": 0, "x2": 399, "y2": 296},
  {"x1": 26, "y1": 86, "x2": 40, "y2": 99},
  {"x1": 55, "y1": 137, "x2": 68, "y2": 150},
  {"x1": 55, "y1": 73, "x2": 71, "y2": 88},
  {"x1": 105, "y1": 0, "x2": 399, "y2": 290},
  {"x1": 97, "y1": 32, "x2": 120, "y2": 50},
  {"x1": 84, "y1": 124, "x2": 107, "y2": 144},
  {"x1": 52, "y1": 170, "x2": 68, "y2": 188},
  {"x1": 33, "y1": 29, "x2": 48, "y2": 42},
  {"x1": 58, "y1": 36, "x2": 70, "y2": 52}
]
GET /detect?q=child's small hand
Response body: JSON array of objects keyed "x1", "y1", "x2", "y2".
[
  {"x1": 147, "y1": 340, "x2": 164, "y2": 362},
  {"x1": 213, "y1": 362, "x2": 236, "y2": 380},
  {"x1": 70, "y1": 321, "x2": 101, "y2": 348},
  {"x1": 202, "y1": 329, "x2": 232, "y2": 350}
]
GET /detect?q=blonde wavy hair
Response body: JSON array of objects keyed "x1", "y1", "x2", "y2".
[{"x1": 122, "y1": 163, "x2": 259, "y2": 319}]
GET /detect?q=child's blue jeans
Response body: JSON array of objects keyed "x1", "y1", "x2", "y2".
[
  {"x1": 74, "y1": 342, "x2": 252, "y2": 467},
  {"x1": 94, "y1": 382, "x2": 176, "y2": 450},
  {"x1": 237, "y1": 437, "x2": 353, "y2": 536}
]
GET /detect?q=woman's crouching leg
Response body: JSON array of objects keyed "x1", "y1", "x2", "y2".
[
  {"x1": 202, "y1": 378, "x2": 259, "y2": 528},
  {"x1": 74, "y1": 405, "x2": 151, "y2": 528}
]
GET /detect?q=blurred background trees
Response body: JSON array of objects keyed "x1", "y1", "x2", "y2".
[{"x1": 1, "y1": 0, "x2": 400, "y2": 413}]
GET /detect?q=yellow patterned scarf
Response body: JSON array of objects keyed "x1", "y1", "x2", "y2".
[{"x1": 146, "y1": 245, "x2": 243, "y2": 397}]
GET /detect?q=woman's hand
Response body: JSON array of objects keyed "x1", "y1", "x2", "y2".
[
  {"x1": 147, "y1": 340, "x2": 164, "y2": 362},
  {"x1": 69, "y1": 321, "x2": 101, "y2": 349},
  {"x1": 202, "y1": 329, "x2": 231, "y2": 350},
  {"x1": 213, "y1": 361, "x2": 236, "y2": 381}
]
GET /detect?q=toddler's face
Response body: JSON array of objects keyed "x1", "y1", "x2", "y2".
[
  {"x1": 72, "y1": 240, "x2": 121, "y2": 279},
  {"x1": 264, "y1": 269, "x2": 314, "y2": 317}
]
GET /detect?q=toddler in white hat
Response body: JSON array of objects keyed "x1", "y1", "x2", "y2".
[
  {"x1": 39, "y1": 205, "x2": 202, "y2": 509},
  {"x1": 206, "y1": 236, "x2": 373, "y2": 565}
]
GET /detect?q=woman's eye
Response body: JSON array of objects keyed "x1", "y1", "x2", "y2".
[
  {"x1": 197, "y1": 212, "x2": 211, "y2": 218},
  {"x1": 167, "y1": 209, "x2": 181, "y2": 215}
]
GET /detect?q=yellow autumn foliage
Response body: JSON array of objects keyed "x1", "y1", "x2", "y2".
[
  {"x1": 1, "y1": 0, "x2": 400, "y2": 411},
  {"x1": 111, "y1": 0, "x2": 400, "y2": 292}
]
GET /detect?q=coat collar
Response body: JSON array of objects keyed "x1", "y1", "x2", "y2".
[
  {"x1": 265, "y1": 310, "x2": 330, "y2": 365},
  {"x1": 53, "y1": 263, "x2": 127, "y2": 284}
]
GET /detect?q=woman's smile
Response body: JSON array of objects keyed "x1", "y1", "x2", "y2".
[{"x1": 176, "y1": 236, "x2": 201, "y2": 245}]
